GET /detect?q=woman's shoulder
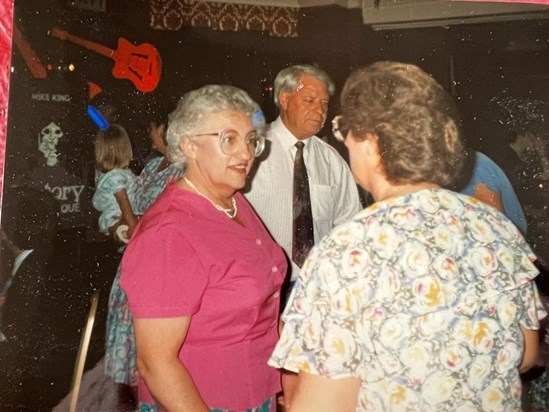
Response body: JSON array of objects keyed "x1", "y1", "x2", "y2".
[
  {"x1": 141, "y1": 156, "x2": 164, "y2": 174},
  {"x1": 140, "y1": 158, "x2": 183, "y2": 182},
  {"x1": 319, "y1": 189, "x2": 481, "y2": 248},
  {"x1": 143, "y1": 184, "x2": 198, "y2": 219},
  {"x1": 135, "y1": 186, "x2": 213, "y2": 243}
]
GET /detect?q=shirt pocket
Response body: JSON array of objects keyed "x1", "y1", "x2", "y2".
[{"x1": 312, "y1": 184, "x2": 336, "y2": 235}]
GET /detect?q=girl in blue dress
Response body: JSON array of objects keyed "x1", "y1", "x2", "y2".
[{"x1": 92, "y1": 124, "x2": 139, "y2": 243}]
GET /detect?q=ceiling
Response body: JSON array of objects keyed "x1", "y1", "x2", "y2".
[
  {"x1": 200, "y1": 0, "x2": 360, "y2": 6},
  {"x1": 202, "y1": 0, "x2": 549, "y2": 29}
]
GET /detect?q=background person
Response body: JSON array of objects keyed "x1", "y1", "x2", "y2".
[
  {"x1": 244, "y1": 64, "x2": 361, "y2": 307},
  {"x1": 92, "y1": 123, "x2": 139, "y2": 242},
  {"x1": 121, "y1": 84, "x2": 287, "y2": 411},
  {"x1": 269, "y1": 61, "x2": 547, "y2": 412},
  {"x1": 451, "y1": 149, "x2": 527, "y2": 234},
  {"x1": 490, "y1": 129, "x2": 549, "y2": 262},
  {"x1": 104, "y1": 110, "x2": 184, "y2": 404}
]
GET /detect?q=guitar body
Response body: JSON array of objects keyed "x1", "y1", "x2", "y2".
[
  {"x1": 50, "y1": 27, "x2": 162, "y2": 93},
  {"x1": 112, "y1": 38, "x2": 162, "y2": 93}
]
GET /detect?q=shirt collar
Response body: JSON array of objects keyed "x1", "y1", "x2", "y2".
[{"x1": 271, "y1": 117, "x2": 312, "y2": 152}]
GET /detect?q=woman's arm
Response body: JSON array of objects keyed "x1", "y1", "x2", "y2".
[
  {"x1": 114, "y1": 189, "x2": 139, "y2": 237},
  {"x1": 289, "y1": 371, "x2": 361, "y2": 412},
  {"x1": 473, "y1": 183, "x2": 504, "y2": 214},
  {"x1": 133, "y1": 316, "x2": 209, "y2": 411},
  {"x1": 279, "y1": 370, "x2": 298, "y2": 411},
  {"x1": 518, "y1": 325, "x2": 539, "y2": 373}
]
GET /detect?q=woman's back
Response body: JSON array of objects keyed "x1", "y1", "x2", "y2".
[{"x1": 273, "y1": 188, "x2": 544, "y2": 411}]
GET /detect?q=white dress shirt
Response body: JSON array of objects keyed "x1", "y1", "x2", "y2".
[{"x1": 244, "y1": 117, "x2": 361, "y2": 281}]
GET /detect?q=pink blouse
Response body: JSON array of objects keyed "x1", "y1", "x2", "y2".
[{"x1": 121, "y1": 184, "x2": 286, "y2": 410}]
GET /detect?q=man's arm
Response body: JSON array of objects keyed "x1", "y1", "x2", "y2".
[
  {"x1": 289, "y1": 371, "x2": 361, "y2": 412},
  {"x1": 473, "y1": 183, "x2": 504, "y2": 213},
  {"x1": 134, "y1": 316, "x2": 210, "y2": 411}
]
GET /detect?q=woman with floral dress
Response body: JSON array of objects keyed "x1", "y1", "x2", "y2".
[
  {"x1": 104, "y1": 119, "x2": 183, "y2": 390},
  {"x1": 269, "y1": 62, "x2": 547, "y2": 412}
]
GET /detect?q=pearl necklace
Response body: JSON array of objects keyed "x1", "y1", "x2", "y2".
[{"x1": 183, "y1": 175, "x2": 238, "y2": 219}]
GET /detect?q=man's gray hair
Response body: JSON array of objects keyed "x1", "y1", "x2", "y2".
[
  {"x1": 166, "y1": 84, "x2": 265, "y2": 166},
  {"x1": 273, "y1": 64, "x2": 335, "y2": 107}
]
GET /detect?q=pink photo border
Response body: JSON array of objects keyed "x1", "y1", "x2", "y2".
[{"x1": 0, "y1": 0, "x2": 14, "y2": 214}]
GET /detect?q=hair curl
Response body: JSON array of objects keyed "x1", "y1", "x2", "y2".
[
  {"x1": 166, "y1": 85, "x2": 265, "y2": 167},
  {"x1": 340, "y1": 61, "x2": 466, "y2": 187}
]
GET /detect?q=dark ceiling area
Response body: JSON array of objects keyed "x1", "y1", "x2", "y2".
[{"x1": 4, "y1": 1, "x2": 547, "y2": 185}]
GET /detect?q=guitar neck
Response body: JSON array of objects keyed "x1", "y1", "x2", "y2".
[
  {"x1": 13, "y1": 25, "x2": 47, "y2": 79},
  {"x1": 51, "y1": 28, "x2": 114, "y2": 59}
]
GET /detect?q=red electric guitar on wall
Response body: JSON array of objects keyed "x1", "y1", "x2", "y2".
[{"x1": 50, "y1": 27, "x2": 162, "y2": 93}]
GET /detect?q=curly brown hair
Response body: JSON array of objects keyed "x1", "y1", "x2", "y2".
[{"x1": 340, "y1": 61, "x2": 466, "y2": 187}]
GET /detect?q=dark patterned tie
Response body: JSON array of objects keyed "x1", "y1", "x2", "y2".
[{"x1": 292, "y1": 141, "x2": 314, "y2": 268}]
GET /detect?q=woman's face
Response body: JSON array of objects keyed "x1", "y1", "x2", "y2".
[
  {"x1": 149, "y1": 122, "x2": 167, "y2": 155},
  {"x1": 187, "y1": 110, "x2": 255, "y2": 195}
]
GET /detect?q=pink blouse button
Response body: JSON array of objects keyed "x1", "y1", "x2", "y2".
[
  {"x1": 256, "y1": 239, "x2": 262, "y2": 245},
  {"x1": 272, "y1": 266, "x2": 278, "y2": 272}
]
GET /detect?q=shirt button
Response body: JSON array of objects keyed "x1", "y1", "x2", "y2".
[
  {"x1": 272, "y1": 266, "x2": 278, "y2": 272},
  {"x1": 273, "y1": 291, "x2": 280, "y2": 299},
  {"x1": 256, "y1": 239, "x2": 262, "y2": 245}
]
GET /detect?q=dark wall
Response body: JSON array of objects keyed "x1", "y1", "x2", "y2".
[
  {"x1": 6, "y1": 1, "x2": 548, "y2": 226},
  {"x1": 10, "y1": 1, "x2": 547, "y2": 165}
]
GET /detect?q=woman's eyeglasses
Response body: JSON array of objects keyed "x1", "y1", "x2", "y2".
[
  {"x1": 332, "y1": 115, "x2": 350, "y2": 142},
  {"x1": 194, "y1": 129, "x2": 265, "y2": 157}
]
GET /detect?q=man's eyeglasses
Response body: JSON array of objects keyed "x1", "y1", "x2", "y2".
[
  {"x1": 194, "y1": 129, "x2": 265, "y2": 157},
  {"x1": 332, "y1": 115, "x2": 350, "y2": 142}
]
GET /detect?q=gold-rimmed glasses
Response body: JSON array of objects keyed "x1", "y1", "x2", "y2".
[
  {"x1": 194, "y1": 129, "x2": 265, "y2": 157},
  {"x1": 331, "y1": 115, "x2": 349, "y2": 142}
]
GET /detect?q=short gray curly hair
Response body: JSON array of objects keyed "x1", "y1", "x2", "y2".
[
  {"x1": 273, "y1": 64, "x2": 335, "y2": 107},
  {"x1": 166, "y1": 85, "x2": 266, "y2": 166}
]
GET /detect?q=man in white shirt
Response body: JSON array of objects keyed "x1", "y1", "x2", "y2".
[{"x1": 244, "y1": 64, "x2": 361, "y2": 306}]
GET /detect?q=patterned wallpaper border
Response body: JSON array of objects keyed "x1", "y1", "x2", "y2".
[{"x1": 150, "y1": 0, "x2": 299, "y2": 37}]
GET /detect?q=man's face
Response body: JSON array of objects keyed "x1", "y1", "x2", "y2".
[{"x1": 279, "y1": 75, "x2": 329, "y2": 140}]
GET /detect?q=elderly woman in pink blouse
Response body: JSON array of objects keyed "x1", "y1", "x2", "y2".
[{"x1": 121, "y1": 85, "x2": 286, "y2": 411}]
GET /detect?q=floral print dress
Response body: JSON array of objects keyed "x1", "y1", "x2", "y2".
[
  {"x1": 104, "y1": 157, "x2": 183, "y2": 386},
  {"x1": 270, "y1": 189, "x2": 547, "y2": 412}
]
